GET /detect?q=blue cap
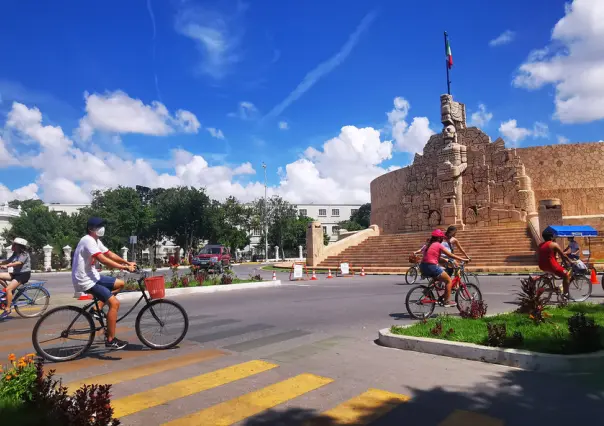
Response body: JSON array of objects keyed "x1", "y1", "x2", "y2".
[{"x1": 87, "y1": 217, "x2": 106, "y2": 229}]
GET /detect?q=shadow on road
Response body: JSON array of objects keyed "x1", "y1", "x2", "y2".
[{"x1": 240, "y1": 367, "x2": 604, "y2": 425}]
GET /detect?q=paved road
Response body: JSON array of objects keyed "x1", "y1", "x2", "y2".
[{"x1": 2, "y1": 273, "x2": 604, "y2": 425}]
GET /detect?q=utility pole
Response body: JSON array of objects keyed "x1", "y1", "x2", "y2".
[{"x1": 262, "y1": 162, "x2": 268, "y2": 262}]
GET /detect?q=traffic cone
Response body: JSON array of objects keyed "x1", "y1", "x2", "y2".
[
  {"x1": 272, "y1": 271, "x2": 277, "y2": 281},
  {"x1": 327, "y1": 269, "x2": 333, "y2": 279},
  {"x1": 360, "y1": 267, "x2": 366, "y2": 277},
  {"x1": 77, "y1": 293, "x2": 93, "y2": 301},
  {"x1": 591, "y1": 267, "x2": 598, "y2": 284},
  {"x1": 311, "y1": 270, "x2": 318, "y2": 280}
]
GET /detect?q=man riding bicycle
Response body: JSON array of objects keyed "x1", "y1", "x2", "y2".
[
  {"x1": 0, "y1": 237, "x2": 31, "y2": 319},
  {"x1": 538, "y1": 228, "x2": 572, "y2": 299},
  {"x1": 72, "y1": 217, "x2": 136, "y2": 350}
]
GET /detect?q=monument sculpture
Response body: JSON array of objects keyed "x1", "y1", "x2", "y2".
[{"x1": 371, "y1": 94, "x2": 538, "y2": 234}]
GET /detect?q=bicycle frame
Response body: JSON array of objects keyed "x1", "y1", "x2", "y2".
[
  {"x1": 1, "y1": 281, "x2": 47, "y2": 308},
  {"x1": 421, "y1": 265, "x2": 471, "y2": 304}
]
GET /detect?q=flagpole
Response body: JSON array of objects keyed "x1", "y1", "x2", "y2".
[{"x1": 444, "y1": 31, "x2": 451, "y2": 95}]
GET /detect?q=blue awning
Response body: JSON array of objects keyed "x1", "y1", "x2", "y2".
[{"x1": 544, "y1": 225, "x2": 598, "y2": 237}]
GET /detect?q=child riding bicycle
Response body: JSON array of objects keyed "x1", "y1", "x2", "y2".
[{"x1": 0, "y1": 238, "x2": 31, "y2": 319}]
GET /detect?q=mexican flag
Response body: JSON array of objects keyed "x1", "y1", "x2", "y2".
[{"x1": 446, "y1": 39, "x2": 453, "y2": 69}]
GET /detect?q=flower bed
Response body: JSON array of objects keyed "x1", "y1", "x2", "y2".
[
  {"x1": 392, "y1": 302, "x2": 604, "y2": 355},
  {"x1": 0, "y1": 354, "x2": 120, "y2": 425}
]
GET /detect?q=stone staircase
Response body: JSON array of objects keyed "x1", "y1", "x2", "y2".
[{"x1": 317, "y1": 225, "x2": 537, "y2": 273}]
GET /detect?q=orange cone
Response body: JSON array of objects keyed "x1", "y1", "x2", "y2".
[
  {"x1": 272, "y1": 271, "x2": 277, "y2": 281},
  {"x1": 327, "y1": 269, "x2": 333, "y2": 279},
  {"x1": 78, "y1": 294, "x2": 93, "y2": 301},
  {"x1": 591, "y1": 267, "x2": 598, "y2": 284},
  {"x1": 360, "y1": 267, "x2": 366, "y2": 277},
  {"x1": 311, "y1": 270, "x2": 318, "y2": 280}
]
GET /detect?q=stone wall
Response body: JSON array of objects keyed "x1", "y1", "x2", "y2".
[{"x1": 516, "y1": 143, "x2": 604, "y2": 217}]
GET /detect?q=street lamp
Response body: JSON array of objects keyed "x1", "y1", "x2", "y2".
[{"x1": 262, "y1": 162, "x2": 268, "y2": 262}]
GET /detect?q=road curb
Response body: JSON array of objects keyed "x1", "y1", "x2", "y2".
[
  {"x1": 116, "y1": 280, "x2": 282, "y2": 301},
  {"x1": 377, "y1": 327, "x2": 604, "y2": 372}
]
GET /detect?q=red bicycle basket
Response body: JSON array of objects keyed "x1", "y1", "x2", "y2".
[{"x1": 144, "y1": 276, "x2": 165, "y2": 299}]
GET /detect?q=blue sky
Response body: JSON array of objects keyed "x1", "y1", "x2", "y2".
[{"x1": 0, "y1": 0, "x2": 602, "y2": 204}]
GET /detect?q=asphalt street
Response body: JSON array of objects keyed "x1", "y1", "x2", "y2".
[{"x1": 2, "y1": 267, "x2": 604, "y2": 424}]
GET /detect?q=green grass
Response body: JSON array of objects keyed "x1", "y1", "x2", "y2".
[{"x1": 391, "y1": 303, "x2": 604, "y2": 355}]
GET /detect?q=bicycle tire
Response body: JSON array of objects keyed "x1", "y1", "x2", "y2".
[
  {"x1": 463, "y1": 273, "x2": 481, "y2": 288},
  {"x1": 135, "y1": 299, "x2": 189, "y2": 349},
  {"x1": 15, "y1": 286, "x2": 50, "y2": 318},
  {"x1": 569, "y1": 274, "x2": 592, "y2": 302},
  {"x1": 405, "y1": 285, "x2": 436, "y2": 320},
  {"x1": 405, "y1": 267, "x2": 418, "y2": 285},
  {"x1": 455, "y1": 283, "x2": 483, "y2": 313},
  {"x1": 32, "y1": 306, "x2": 95, "y2": 362},
  {"x1": 537, "y1": 276, "x2": 555, "y2": 305}
]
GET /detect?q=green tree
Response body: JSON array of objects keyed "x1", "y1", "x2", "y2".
[{"x1": 339, "y1": 203, "x2": 371, "y2": 230}]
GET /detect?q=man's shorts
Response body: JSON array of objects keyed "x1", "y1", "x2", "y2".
[
  {"x1": 85, "y1": 275, "x2": 117, "y2": 303},
  {"x1": 419, "y1": 263, "x2": 444, "y2": 278},
  {"x1": 542, "y1": 265, "x2": 568, "y2": 279}
]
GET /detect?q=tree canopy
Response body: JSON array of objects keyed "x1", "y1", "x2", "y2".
[{"x1": 339, "y1": 203, "x2": 371, "y2": 231}]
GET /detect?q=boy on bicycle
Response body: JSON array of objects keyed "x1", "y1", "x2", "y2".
[
  {"x1": 0, "y1": 238, "x2": 31, "y2": 319},
  {"x1": 72, "y1": 217, "x2": 136, "y2": 350},
  {"x1": 538, "y1": 229, "x2": 572, "y2": 298}
]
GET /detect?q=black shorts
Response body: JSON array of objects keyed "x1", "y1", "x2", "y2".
[{"x1": 10, "y1": 272, "x2": 31, "y2": 285}]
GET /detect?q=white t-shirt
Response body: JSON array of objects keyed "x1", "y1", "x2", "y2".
[{"x1": 72, "y1": 235, "x2": 109, "y2": 292}]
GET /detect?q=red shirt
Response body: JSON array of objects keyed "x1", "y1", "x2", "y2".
[{"x1": 538, "y1": 241, "x2": 561, "y2": 271}]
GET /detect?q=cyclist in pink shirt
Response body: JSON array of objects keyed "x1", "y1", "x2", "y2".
[{"x1": 420, "y1": 229, "x2": 470, "y2": 307}]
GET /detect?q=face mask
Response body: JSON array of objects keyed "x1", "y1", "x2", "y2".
[{"x1": 95, "y1": 227, "x2": 106, "y2": 237}]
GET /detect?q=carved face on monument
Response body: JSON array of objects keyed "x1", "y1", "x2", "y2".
[
  {"x1": 440, "y1": 94, "x2": 453, "y2": 125},
  {"x1": 443, "y1": 124, "x2": 457, "y2": 144}
]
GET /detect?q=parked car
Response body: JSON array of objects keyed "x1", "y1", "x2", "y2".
[{"x1": 192, "y1": 245, "x2": 231, "y2": 273}]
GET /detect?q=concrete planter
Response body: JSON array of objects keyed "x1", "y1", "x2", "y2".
[
  {"x1": 116, "y1": 280, "x2": 281, "y2": 301},
  {"x1": 378, "y1": 327, "x2": 604, "y2": 373}
]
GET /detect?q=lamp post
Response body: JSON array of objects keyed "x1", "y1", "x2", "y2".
[{"x1": 262, "y1": 162, "x2": 268, "y2": 262}]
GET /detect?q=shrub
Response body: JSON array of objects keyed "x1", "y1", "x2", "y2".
[
  {"x1": 220, "y1": 274, "x2": 233, "y2": 285},
  {"x1": 196, "y1": 271, "x2": 209, "y2": 284},
  {"x1": 430, "y1": 320, "x2": 443, "y2": 336},
  {"x1": 459, "y1": 300, "x2": 488, "y2": 319},
  {"x1": 445, "y1": 328, "x2": 455, "y2": 338},
  {"x1": 515, "y1": 277, "x2": 548, "y2": 316},
  {"x1": 180, "y1": 277, "x2": 190, "y2": 288},
  {"x1": 486, "y1": 323, "x2": 507, "y2": 347},
  {"x1": 568, "y1": 312, "x2": 603, "y2": 353},
  {"x1": 248, "y1": 273, "x2": 263, "y2": 282}
]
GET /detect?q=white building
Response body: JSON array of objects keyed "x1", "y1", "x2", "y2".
[{"x1": 0, "y1": 203, "x2": 22, "y2": 244}]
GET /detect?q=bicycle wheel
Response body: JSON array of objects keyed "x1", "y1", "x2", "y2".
[
  {"x1": 32, "y1": 306, "x2": 95, "y2": 362},
  {"x1": 405, "y1": 285, "x2": 436, "y2": 319},
  {"x1": 135, "y1": 299, "x2": 189, "y2": 349},
  {"x1": 405, "y1": 267, "x2": 418, "y2": 285},
  {"x1": 455, "y1": 283, "x2": 483, "y2": 313},
  {"x1": 569, "y1": 274, "x2": 592, "y2": 302},
  {"x1": 14, "y1": 286, "x2": 50, "y2": 318},
  {"x1": 463, "y1": 273, "x2": 481, "y2": 288},
  {"x1": 537, "y1": 276, "x2": 556, "y2": 305}
]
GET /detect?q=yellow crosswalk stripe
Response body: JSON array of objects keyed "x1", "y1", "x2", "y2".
[
  {"x1": 65, "y1": 349, "x2": 227, "y2": 393},
  {"x1": 305, "y1": 388, "x2": 410, "y2": 425},
  {"x1": 439, "y1": 409, "x2": 504, "y2": 426},
  {"x1": 112, "y1": 360, "x2": 279, "y2": 418},
  {"x1": 163, "y1": 373, "x2": 334, "y2": 426}
]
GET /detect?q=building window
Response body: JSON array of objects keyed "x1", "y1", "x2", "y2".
[
  {"x1": 332, "y1": 209, "x2": 339, "y2": 217},
  {"x1": 332, "y1": 226, "x2": 340, "y2": 235},
  {"x1": 323, "y1": 226, "x2": 327, "y2": 235},
  {"x1": 299, "y1": 209, "x2": 307, "y2": 216},
  {"x1": 319, "y1": 209, "x2": 326, "y2": 216},
  {"x1": 351, "y1": 209, "x2": 358, "y2": 215}
]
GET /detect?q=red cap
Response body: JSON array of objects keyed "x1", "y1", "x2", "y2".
[{"x1": 431, "y1": 229, "x2": 445, "y2": 238}]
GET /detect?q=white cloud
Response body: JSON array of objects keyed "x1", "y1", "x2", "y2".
[
  {"x1": 498, "y1": 119, "x2": 549, "y2": 144},
  {"x1": 228, "y1": 101, "x2": 258, "y2": 120},
  {"x1": 206, "y1": 127, "x2": 225, "y2": 139},
  {"x1": 513, "y1": 0, "x2": 604, "y2": 123},
  {"x1": 278, "y1": 121, "x2": 288, "y2": 130},
  {"x1": 77, "y1": 91, "x2": 199, "y2": 141},
  {"x1": 489, "y1": 30, "x2": 516, "y2": 47},
  {"x1": 557, "y1": 135, "x2": 570, "y2": 144},
  {"x1": 0, "y1": 183, "x2": 39, "y2": 204},
  {"x1": 469, "y1": 104, "x2": 493, "y2": 127},
  {"x1": 386, "y1": 96, "x2": 434, "y2": 153},
  {"x1": 1, "y1": 95, "x2": 433, "y2": 205},
  {"x1": 0, "y1": 137, "x2": 20, "y2": 166},
  {"x1": 262, "y1": 11, "x2": 377, "y2": 122},
  {"x1": 175, "y1": 4, "x2": 241, "y2": 80}
]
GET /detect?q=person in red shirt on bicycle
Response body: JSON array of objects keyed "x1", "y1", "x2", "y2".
[
  {"x1": 420, "y1": 229, "x2": 470, "y2": 307},
  {"x1": 538, "y1": 229, "x2": 571, "y2": 298}
]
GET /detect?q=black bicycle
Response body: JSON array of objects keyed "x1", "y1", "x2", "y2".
[{"x1": 32, "y1": 268, "x2": 189, "y2": 362}]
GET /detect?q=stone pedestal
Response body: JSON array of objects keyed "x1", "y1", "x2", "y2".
[
  {"x1": 274, "y1": 246, "x2": 280, "y2": 261},
  {"x1": 121, "y1": 247, "x2": 129, "y2": 261},
  {"x1": 538, "y1": 199, "x2": 563, "y2": 236},
  {"x1": 306, "y1": 221, "x2": 325, "y2": 268},
  {"x1": 299, "y1": 245, "x2": 303, "y2": 260},
  {"x1": 63, "y1": 245, "x2": 72, "y2": 268},
  {"x1": 43, "y1": 245, "x2": 53, "y2": 272}
]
